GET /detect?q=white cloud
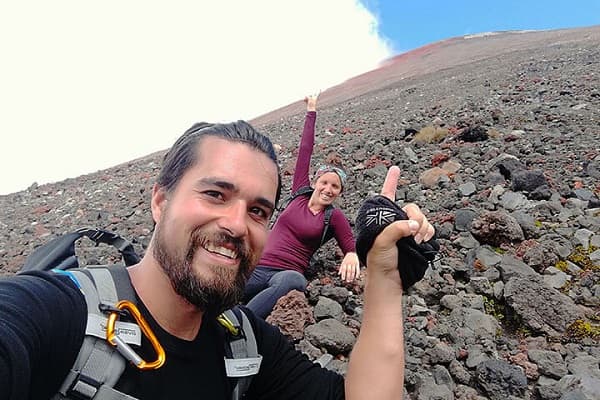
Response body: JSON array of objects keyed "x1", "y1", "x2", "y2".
[{"x1": 0, "y1": 0, "x2": 391, "y2": 195}]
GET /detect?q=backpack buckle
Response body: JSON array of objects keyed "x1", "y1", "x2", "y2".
[
  {"x1": 65, "y1": 372, "x2": 102, "y2": 400},
  {"x1": 77, "y1": 228, "x2": 117, "y2": 246},
  {"x1": 217, "y1": 313, "x2": 244, "y2": 338},
  {"x1": 90, "y1": 230, "x2": 116, "y2": 245},
  {"x1": 99, "y1": 302, "x2": 130, "y2": 318},
  {"x1": 105, "y1": 300, "x2": 166, "y2": 370}
]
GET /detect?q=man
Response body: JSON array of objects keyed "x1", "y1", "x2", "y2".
[{"x1": 0, "y1": 119, "x2": 434, "y2": 399}]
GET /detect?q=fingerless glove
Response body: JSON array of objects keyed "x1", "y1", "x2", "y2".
[{"x1": 355, "y1": 195, "x2": 439, "y2": 290}]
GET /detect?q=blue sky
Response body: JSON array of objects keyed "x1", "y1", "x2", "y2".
[
  {"x1": 0, "y1": 0, "x2": 598, "y2": 195},
  {"x1": 365, "y1": 0, "x2": 600, "y2": 53}
]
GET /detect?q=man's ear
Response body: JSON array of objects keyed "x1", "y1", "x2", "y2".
[{"x1": 151, "y1": 183, "x2": 168, "y2": 223}]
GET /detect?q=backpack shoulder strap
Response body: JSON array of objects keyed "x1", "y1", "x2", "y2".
[
  {"x1": 291, "y1": 186, "x2": 314, "y2": 198},
  {"x1": 319, "y1": 205, "x2": 335, "y2": 247},
  {"x1": 219, "y1": 307, "x2": 261, "y2": 400},
  {"x1": 269, "y1": 186, "x2": 314, "y2": 229},
  {"x1": 280, "y1": 186, "x2": 313, "y2": 211},
  {"x1": 54, "y1": 265, "x2": 139, "y2": 400},
  {"x1": 290, "y1": 187, "x2": 335, "y2": 247},
  {"x1": 272, "y1": 186, "x2": 335, "y2": 247}
]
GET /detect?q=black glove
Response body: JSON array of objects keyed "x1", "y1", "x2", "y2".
[{"x1": 355, "y1": 195, "x2": 439, "y2": 290}]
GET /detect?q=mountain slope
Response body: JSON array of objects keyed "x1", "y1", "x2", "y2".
[{"x1": 1, "y1": 25, "x2": 599, "y2": 399}]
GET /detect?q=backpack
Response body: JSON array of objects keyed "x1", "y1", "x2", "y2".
[
  {"x1": 272, "y1": 186, "x2": 334, "y2": 247},
  {"x1": 19, "y1": 227, "x2": 259, "y2": 400},
  {"x1": 20, "y1": 227, "x2": 140, "y2": 272}
]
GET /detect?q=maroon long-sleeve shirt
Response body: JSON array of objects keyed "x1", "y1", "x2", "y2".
[{"x1": 258, "y1": 111, "x2": 355, "y2": 274}]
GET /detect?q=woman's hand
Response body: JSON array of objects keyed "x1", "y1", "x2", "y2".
[
  {"x1": 338, "y1": 252, "x2": 360, "y2": 283},
  {"x1": 304, "y1": 93, "x2": 320, "y2": 112}
]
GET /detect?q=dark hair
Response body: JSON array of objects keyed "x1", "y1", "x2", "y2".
[{"x1": 157, "y1": 121, "x2": 282, "y2": 205}]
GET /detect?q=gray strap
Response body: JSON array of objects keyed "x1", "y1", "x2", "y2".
[
  {"x1": 56, "y1": 268, "x2": 135, "y2": 400},
  {"x1": 316, "y1": 354, "x2": 334, "y2": 368},
  {"x1": 80, "y1": 339, "x2": 126, "y2": 387},
  {"x1": 222, "y1": 309, "x2": 248, "y2": 359},
  {"x1": 225, "y1": 308, "x2": 259, "y2": 400},
  {"x1": 87, "y1": 267, "x2": 119, "y2": 305},
  {"x1": 320, "y1": 206, "x2": 334, "y2": 246},
  {"x1": 239, "y1": 310, "x2": 257, "y2": 357},
  {"x1": 231, "y1": 382, "x2": 242, "y2": 400},
  {"x1": 222, "y1": 308, "x2": 258, "y2": 357},
  {"x1": 71, "y1": 270, "x2": 103, "y2": 315},
  {"x1": 105, "y1": 265, "x2": 137, "y2": 301},
  {"x1": 93, "y1": 385, "x2": 139, "y2": 400},
  {"x1": 58, "y1": 338, "x2": 123, "y2": 393},
  {"x1": 57, "y1": 378, "x2": 139, "y2": 400}
]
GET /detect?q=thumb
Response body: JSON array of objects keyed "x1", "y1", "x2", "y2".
[
  {"x1": 366, "y1": 219, "x2": 418, "y2": 276},
  {"x1": 371, "y1": 219, "x2": 419, "y2": 251}
]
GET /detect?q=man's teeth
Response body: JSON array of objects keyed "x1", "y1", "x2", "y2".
[{"x1": 204, "y1": 243, "x2": 237, "y2": 259}]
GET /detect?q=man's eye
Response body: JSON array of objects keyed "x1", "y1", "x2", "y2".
[
  {"x1": 250, "y1": 207, "x2": 269, "y2": 220},
  {"x1": 204, "y1": 191, "x2": 224, "y2": 200}
]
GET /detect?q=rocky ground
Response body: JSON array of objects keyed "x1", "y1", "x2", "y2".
[{"x1": 1, "y1": 26, "x2": 599, "y2": 399}]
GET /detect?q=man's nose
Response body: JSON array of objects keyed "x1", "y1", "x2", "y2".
[{"x1": 217, "y1": 200, "x2": 248, "y2": 238}]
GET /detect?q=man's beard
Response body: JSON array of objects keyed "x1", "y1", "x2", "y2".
[{"x1": 153, "y1": 223, "x2": 256, "y2": 316}]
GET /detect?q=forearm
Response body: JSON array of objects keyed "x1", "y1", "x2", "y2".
[
  {"x1": 345, "y1": 269, "x2": 405, "y2": 400},
  {"x1": 345, "y1": 166, "x2": 433, "y2": 399},
  {"x1": 333, "y1": 212, "x2": 356, "y2": 254},
  {"x1": 291, "y1": 111, "x2": 316, "y2": 190},
  {"x1": 0, "y1": 273, "x2": 87, "y2": 399}
]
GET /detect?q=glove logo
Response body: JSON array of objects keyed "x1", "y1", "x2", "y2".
[{"x1": 365, "y1": 207, "x2": 396, "y2": 227}]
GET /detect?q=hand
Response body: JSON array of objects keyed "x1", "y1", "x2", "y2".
[
  {"x1": 338, "y1": 252, "x2": 360, "y2": 283},
  {"x1": 304, "y1": 92, "x2": 320, "y2": 112},
  {"x1": 366, "y1": 166, "x2": 435, "y2": 280}
]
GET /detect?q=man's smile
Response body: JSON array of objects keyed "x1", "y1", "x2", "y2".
[{"x1": 203, "y1": 242, "x2": 238, "y2": 260}]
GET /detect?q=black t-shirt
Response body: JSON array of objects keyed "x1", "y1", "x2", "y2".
[{"x1": 0, "y1": 271, "x2": 345, "y2": 399}]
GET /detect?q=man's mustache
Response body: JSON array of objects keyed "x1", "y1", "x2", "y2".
[{"x1": 186, "y1": 229, "x2": 251, "y2": 264}]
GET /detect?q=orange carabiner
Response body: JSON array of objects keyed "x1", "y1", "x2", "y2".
[{"x1": 106, "y1": 300, "x2": 166, "y2": 370}]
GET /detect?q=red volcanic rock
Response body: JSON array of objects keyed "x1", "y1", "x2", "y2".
[
  {"x1": 266, "y1": 290, "x2": 315, "y2": 341},
  {"x1": 431, "y1": 153, "x2": 450, "y2": 167}
]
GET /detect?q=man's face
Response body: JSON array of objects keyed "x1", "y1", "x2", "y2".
[{"x1": 151, "y1": 136, "x2": 278, "y2": 314}]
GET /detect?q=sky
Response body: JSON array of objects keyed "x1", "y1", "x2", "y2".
[
  {"x1": 367, "y1": 0, "x2": 600, "y2": 53},
  {"x1": 1, "y1": 1, "x2": 598, "y2": 195}
]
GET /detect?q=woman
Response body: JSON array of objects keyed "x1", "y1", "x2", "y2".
[{"x1": 244, "y1": 94, "x2": 360, "y2": 319}]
